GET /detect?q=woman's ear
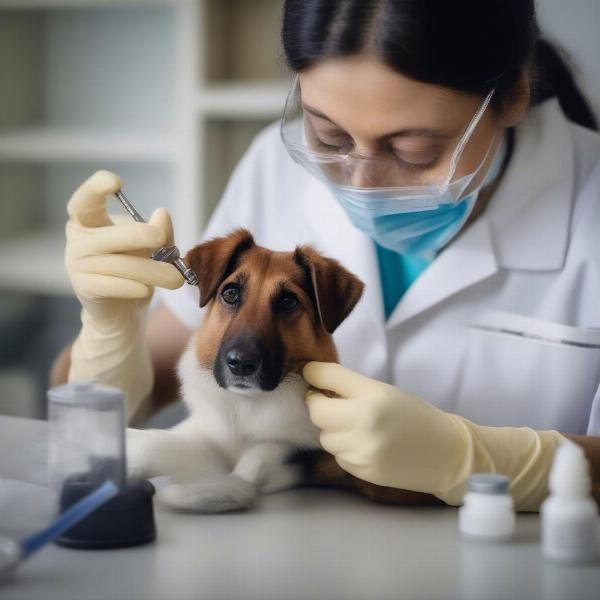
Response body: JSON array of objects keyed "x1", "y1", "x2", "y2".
[{"x1": 498, "y1": 70, "x2": 531, "y2": 128}]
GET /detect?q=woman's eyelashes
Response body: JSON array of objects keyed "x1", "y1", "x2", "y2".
[
  {"x1": 313, "y1": 130, "x2": 443, "y2": 168},
  {"x1": 390, "y1": 145, "x2": 442, "y2": 168},
  {"x1": 314, "y1": 133, "x2": 353, "y2": 153}
]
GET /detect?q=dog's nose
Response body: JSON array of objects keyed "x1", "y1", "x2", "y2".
[{"x1": 226, "y1": 348, "x2": 261, "y2": 377}]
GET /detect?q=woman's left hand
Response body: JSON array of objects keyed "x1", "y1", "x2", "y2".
[{"x1": 302, "y1": 361, "x2": 470, "y2": 497}]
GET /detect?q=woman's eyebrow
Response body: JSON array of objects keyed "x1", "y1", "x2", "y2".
[{"x1": 302, "y1": 102, "x2": 451, "y2": 140}]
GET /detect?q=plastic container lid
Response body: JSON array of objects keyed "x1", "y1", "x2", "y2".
[
  {"x1": 467, "y1": 473, "x2": 510, "y2": 495},
  {"x1": 47, "y1": 381, "x2": 124, "y2": 411}
]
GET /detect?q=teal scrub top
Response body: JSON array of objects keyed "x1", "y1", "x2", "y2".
[{"x1": 374, "y1": 242, "x2": 434, "y2": 319}]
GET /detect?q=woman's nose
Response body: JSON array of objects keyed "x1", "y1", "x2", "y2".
[{"x1": 350, "y1": 160, "x2": 382, "y2": 188}]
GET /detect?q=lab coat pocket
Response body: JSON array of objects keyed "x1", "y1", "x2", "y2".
[{"x1": 455, "y1": 310, "x2": 600, "y2": 432}]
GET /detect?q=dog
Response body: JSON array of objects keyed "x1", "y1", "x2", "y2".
[{"x1": 127, "y1": 228, "x2": 442, "y2": 511}]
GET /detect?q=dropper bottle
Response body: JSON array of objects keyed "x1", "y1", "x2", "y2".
[{"x1": 541, "y1": 440, "x2": 599, "y2": 563}]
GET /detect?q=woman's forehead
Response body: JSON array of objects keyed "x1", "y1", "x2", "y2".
[{"x1": 298, "y1": 56, "x2": 481, "y2": 137}]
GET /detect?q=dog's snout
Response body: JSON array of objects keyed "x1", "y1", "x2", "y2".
[{"x1": 226, "y1": 348, "x2": 261, "y2": 377}]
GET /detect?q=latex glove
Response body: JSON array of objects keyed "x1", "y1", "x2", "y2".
[
  {"x1": 65, "y1": 170, "x2": 184, "y2": 422},
  {"x1": 303, "y1": 362, "x2": 567, "y2": 511}
]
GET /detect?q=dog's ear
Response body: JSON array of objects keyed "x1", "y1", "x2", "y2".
[
  {"x1": 293, "y1": 245, "x2": 365, "y2": 334},
  {"x1": 184, "y1": 228, "x2": 255, "y2": 307}
]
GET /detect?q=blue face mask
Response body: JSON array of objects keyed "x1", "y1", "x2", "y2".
[{"x1": 329, "y1": 134, "x2": 507, "y2": 255}]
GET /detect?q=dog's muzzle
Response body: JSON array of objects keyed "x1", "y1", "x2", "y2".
[
  {"x1": 225, "y1": 347, "x2": 261, "y2": 378},
  {"x1": 215, "y1": 335, "x2": 284, "y2": 394}
]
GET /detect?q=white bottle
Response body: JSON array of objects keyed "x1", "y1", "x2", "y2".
[
  {"x1": 541, "y1": 440, "x2": 599, "y2": 563},
  {"x1": 459, "y1": 473, "x2": 516, "y2": 541}
]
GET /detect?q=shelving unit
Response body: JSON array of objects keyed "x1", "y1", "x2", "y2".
[{"x1": 0, "y1": 0, "x2": 288, "y2": 297}]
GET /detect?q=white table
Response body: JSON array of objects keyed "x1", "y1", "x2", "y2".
[{"x1": 0, "y1": 415, "x2": 599, "y2": 600}]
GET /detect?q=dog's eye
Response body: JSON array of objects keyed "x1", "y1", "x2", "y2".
[
  {"x1": 277, "y1": 293, "x2": 299, "y2": 312},
  {"x1": 221, "y1": 284, "x2": 240, "y2": 305}
]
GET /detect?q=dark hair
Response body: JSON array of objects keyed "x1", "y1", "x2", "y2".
[{"x1": 282, "y1": 0, "x2": 597, "y2": 131}]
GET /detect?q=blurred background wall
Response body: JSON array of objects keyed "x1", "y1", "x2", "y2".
[{"x1": 0, "y1": 0, "x2": 598, "y2": 420}]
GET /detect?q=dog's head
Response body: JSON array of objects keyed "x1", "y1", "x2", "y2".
[{"x1": 183, "y1": 228, "x2": 364, "y2": 394}]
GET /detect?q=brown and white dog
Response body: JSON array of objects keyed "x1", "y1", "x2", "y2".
[{"x1": 127, "y1": 228, "x2": 440, "y2": 511}]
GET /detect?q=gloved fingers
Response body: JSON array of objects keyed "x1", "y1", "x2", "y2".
[
  {"x1": 334, "y1": 456, "x2": 371, "y2": 480},
  {"x1": 74, "y1": 254, "x2": 184, "y2": 290},
  {"x1": 74, "y1": 273, "x2": 152, "y2": 301},
  {"x1": 67, "y1": 221, "x2": 168, "y2": 255},
  {"x1": 319, "y1": 435, "x2": 373, "y2": 470},
  {"x1": 148, "y1": 207, "x2": 175, "y2": 247},
  {"x1": 303, "y1": 361, "x2": 376, "y2": 398},
  {"x1": 318, "y1": 431, "x2": 352, "y2": 456},
  {"x1": 67, "y1": 170, "x2": 122, "y2": 228},
  {"x1": 305, "y1": 390, "x2": 364, "y2": 432}
]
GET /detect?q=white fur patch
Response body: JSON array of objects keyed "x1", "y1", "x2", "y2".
[{"x1": 175, "y1": 333, "x2": 322, "y2": 457}]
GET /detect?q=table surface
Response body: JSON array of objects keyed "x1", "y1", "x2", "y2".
[{"x1": 1, "y1": 415, "x2": 599, "y2": 600}]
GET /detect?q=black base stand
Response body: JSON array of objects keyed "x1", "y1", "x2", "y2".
[{"x1": 55, "y1": 476, "x2": 156, "y2": 550}]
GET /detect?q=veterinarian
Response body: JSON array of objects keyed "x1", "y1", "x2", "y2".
[{"x1": 53, "y1": 0, "x2": 600, "y2": 511}]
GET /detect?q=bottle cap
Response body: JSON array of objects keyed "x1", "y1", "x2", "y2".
[{"x1": 467, "y1": 473, "x2": 510, "y2": 495}]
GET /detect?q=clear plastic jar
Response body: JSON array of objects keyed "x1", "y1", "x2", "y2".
[{"x1": 47, "y1": 381, "x2": 126, "y2": 496}]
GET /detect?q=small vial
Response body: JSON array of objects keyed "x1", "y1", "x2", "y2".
[
  {"x1": 541, "y1": 440, "x2": 599, "y2": 563},
  {"x1": 459, "y1": 473, "x2": 515, "y2": 541}
]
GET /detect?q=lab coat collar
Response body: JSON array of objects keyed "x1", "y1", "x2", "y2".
[
  {"x1": 486, "y1": 98, "x2": 575, "y2": 271},
  {"x1": 386, "y1": 215, "x2": 497, "y2": 328}
]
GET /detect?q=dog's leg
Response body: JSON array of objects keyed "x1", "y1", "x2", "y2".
[
  {"x1": 126, "y1": 428, "x2": 182, "y2": 479},
  {"x1": 144, "y1": 423, "x2": 257, "y2": 513},
  {"x1": 157, "y1": 473, "x2": 259, "y2": 513},
  {"x1": 286, "y1": 448, "x2": 445, "y2": 506},
  {"x1": 233, "y1": 441, "x2": 302, "y2": 494},
  {"x1": 126, "y1": 427, "x2": 230, "y2": 482}
]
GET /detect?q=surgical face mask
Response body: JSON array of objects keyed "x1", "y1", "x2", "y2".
[
  {"x1": 330, "y1": 131, "x2": 506, "y2": 254},
  {"x1": 281, "y1": 75, "x2": 501, "y2": 254}
]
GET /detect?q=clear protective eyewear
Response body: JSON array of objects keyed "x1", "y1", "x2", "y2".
[{"x1": 280, "y1": 74, "x2": 496, "y2": 200}]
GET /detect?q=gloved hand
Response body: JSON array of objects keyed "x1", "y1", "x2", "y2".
[
  {"x1": 303, "y1": 362, "x2": 567, "y2": 511},
  {"x1": 65, "y1": 170, "x2": 184, "y2": 422}
]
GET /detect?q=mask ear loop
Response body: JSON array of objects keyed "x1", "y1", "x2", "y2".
[{"x1": 442, "y1": 88, "x2": 496, "y2": 187}]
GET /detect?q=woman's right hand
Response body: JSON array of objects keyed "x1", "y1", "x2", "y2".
[{"x1": 65, "y1": 170, "x2": 184, "y2": 322}]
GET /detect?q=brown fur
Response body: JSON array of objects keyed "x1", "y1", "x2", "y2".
[{"x1": 183, "y1": 228, "x2": 443, "y2": 507}]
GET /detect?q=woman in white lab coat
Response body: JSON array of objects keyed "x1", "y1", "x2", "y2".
[{"x1": 55, "y1": 0, "x2": 600, "y2": 509}]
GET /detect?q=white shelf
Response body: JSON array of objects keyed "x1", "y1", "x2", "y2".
[
  {"x1": 0, "y1": 128, "x2": 175, "y2": 163},
  {"x1": 197, "y1": 80, "x2": 289, "y2": 119},
  {"x1": 0, "y1": 0, "x2": 286, "y2": 297},
  {"x1": 0, "y1": 229, "x2": 71, "y2": 296},
  {"x1": 0, "y1": 0, "x2": 174, "y2": 8}
]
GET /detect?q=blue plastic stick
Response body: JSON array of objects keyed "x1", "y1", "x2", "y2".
[{"x1": 20, "y1": 480, "x2": 118, "y2": 558}]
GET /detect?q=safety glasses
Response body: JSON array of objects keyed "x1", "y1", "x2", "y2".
[{"x1": 280, "y1": 74, "x2": 496, "y2": 197}]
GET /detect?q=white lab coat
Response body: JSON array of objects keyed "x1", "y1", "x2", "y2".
[{"x1": 159, "y1": 99, "x2": 600, "y2": 436}]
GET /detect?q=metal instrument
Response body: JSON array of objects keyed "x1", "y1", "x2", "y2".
[{"x1": 114, "y1": 190, "x2": 198, "y2": 286}]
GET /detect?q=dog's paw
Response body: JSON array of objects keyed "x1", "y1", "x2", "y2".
[
  {"x1": 126, "y1": 428, "x2": 155, "y2": 479},
  {"x1": 156, "y1": 474, "x2": 258, "y2": 513}
]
